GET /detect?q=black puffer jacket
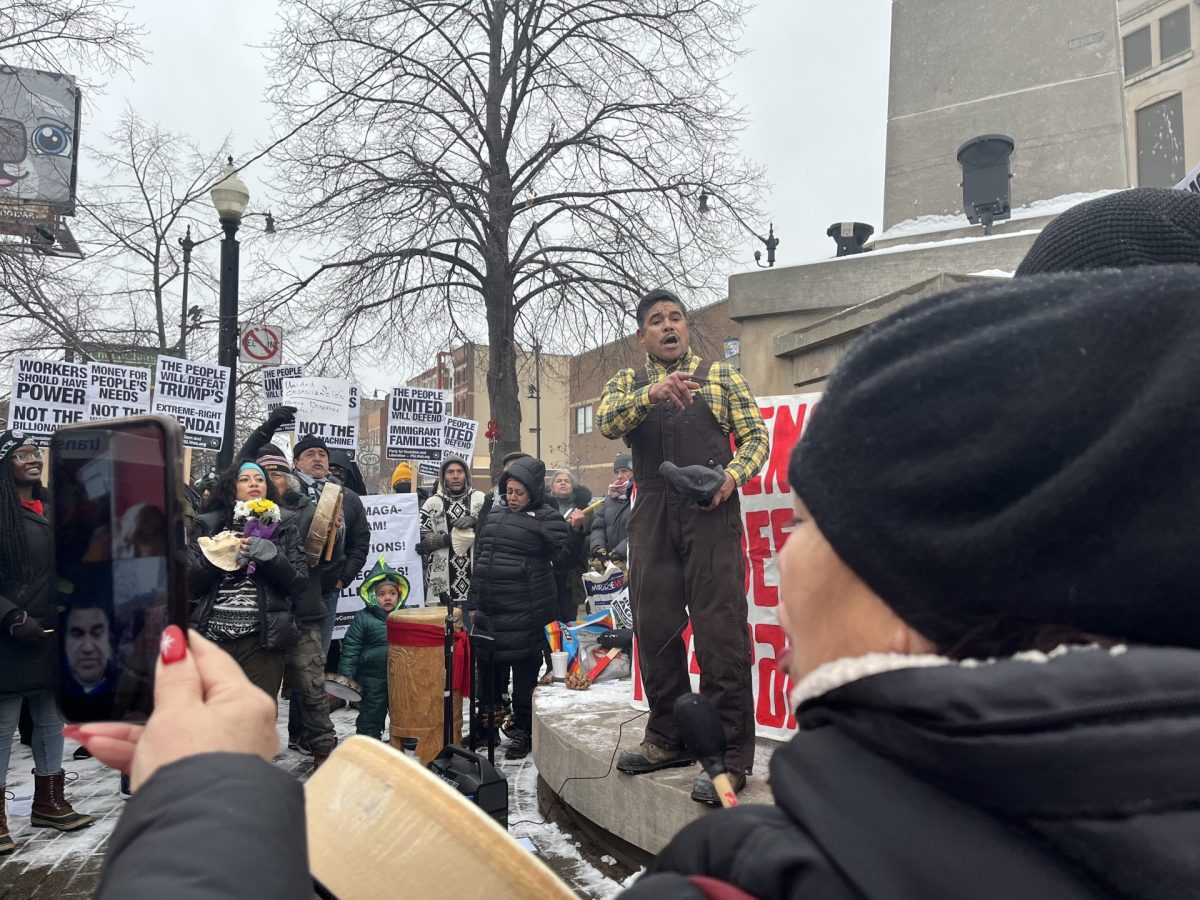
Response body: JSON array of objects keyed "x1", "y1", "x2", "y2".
[
  {"x1": 623, "y1": 646, "x2": 1200, "y2": 899},
  {"x1": 469, "y1": 457, "x2": 583, "y2": 661},
  {"x1": 188, "y1": 509, "x2": 306, "y2": 651},
  {"x1": 590, "y1": 489, "x2": 630, "y2": 561},
  {"x1": 0, "y1": 507, "x2": 55, "y2": 697}
]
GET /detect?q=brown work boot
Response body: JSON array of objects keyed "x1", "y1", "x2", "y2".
[
  {"x1": 0, "y1": 789, "x2": 14, "y2": 855},
  {"x1": 616, "y1": 740, "x2": 695, "y2": 775},
  {"x1": 30, "y1": 770, "x2": 94, "y2": 831}
]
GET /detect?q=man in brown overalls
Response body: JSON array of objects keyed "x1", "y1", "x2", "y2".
[{"x1": 598, "y1": 289, "x2": 769, "y2": 804}]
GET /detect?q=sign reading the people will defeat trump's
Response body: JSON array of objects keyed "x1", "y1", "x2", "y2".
[
  {"x1": 630, "y1": 392, "x2": 822, "y2": 742},
  {"x1": 386, "y1": 386, "x2": 448, "y2": 461},
  {"x1": 333, "y1": 493, "x2": 424, "y2": 639},
  {"x1": 150, "y1": 356, "x2": 231, "y2": 451}
]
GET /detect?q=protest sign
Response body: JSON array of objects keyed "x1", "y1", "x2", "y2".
[
  {"x1": 334, "y1": 493, "x2": 424, "y2": 638},
  {"x1": 284, "y1": 376, "x2": 350, "y2": 427},
  {"x1": 418, "y1": 416, "x2": 480, "y2": 479},
  {"x1": 630, "y1": 392, "x2": 822, "y2": 742},
  {"x1": 262, "y1": 364, "x2": 304, "y2": 434},
  {"x1": 8, "y1": 357, "x2": 88, "y2": 443},
  {"x1": 85, "y1": 362, "x2": 152, "y2": 420},
  {"x1": 150, "y1": 356, "x2": 231, "y2": 451},
  {"x1": 292, "y1": 383, "x2": 359, "y2": 459},
  {"x1": 387, "y1": 386, "x2": 448, "y2": 461}
]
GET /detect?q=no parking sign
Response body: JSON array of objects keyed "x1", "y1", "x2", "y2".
[{"x1": 239, "y1": 324, "x2": 284, "y2": 365}]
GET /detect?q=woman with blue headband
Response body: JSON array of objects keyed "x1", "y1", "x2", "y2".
[{"x1": 187, "y1": 461, "x2": 307, "y2": 700}]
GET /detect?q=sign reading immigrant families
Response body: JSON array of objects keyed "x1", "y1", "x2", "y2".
[
  {"x1": 333, "y1": 493, "x2": 424, "y2": 638},
  {"x1": 630, "y1": 392, "x2": 822, "y2": 742},
  {"x1": 150, "y1": 356, "x2": 231, "y2": 451},
  {"x1": 85, "y1": 362, "x2": 152, "y2": 420},
  {"x1": 286, "y1": 377, "x2": 359, "y2": 459},
  {"x1": 8, "y1": 357, "x2": 88, "y2": 443},
  {"x1": 387, "y1": 386, "x2": 448, "y2": 461}
]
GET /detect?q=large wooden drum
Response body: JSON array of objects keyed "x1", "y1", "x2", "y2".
[{"x1": 387, "y1": 605, "x2": 464, "y2": 764}]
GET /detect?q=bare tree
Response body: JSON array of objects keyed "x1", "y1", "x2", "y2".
[
  {"x1": 0, "y1": 0, "x2": 144, "y2": 74},
  {"x1": 267, "y1": 0, "x2": 762, "y2": 475}
]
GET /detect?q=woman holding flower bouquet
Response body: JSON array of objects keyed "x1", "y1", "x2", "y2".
[{"x1": 187, "y1": 462, "x2": 307, "y2": 700}]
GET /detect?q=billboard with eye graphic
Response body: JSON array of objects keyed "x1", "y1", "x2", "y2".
[{"x1": 0, "y1": 66, "x2": 81, "y2": 228}]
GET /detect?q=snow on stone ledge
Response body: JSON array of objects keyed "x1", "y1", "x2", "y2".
[{"x1": 877, "y1": 189, "x2": 1123, "y2": 243}]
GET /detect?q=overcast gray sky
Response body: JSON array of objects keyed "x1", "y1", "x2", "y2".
[{"x1": 82, "y1": 1, "x2": 894, "y2": 271}]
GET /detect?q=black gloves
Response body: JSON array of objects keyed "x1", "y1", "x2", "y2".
[
  {"x1": 415, "y1": 533, "x2": 452, "y2": 555},
  {"x1": 265, "y1": 405, "x2": 297, "y2": 433},
  {"x1": 238, "y1": 537, "x2": 279, "y2": 568},
  {"x1": 450, "y1": 515, "x2": 477, "y2": 531}
]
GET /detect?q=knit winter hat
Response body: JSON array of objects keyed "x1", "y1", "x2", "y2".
[
  {"x1": 613, "y1": 452, "x2": 633, "y2": 472},
  {"x1": 0, "y1": 430, "x2": 33, "y2": 464},
  {"x1": 1016, "y1": 188, "x2": 1200, "y2": 276},
  {"x1": 391, "y1": 461, "x2": 413, "y2": 487},
  {"x1": 256, "y1": 446, "x2": 291, "y2": 473},
  {"x1": 790, "y1": 265, "x2": 1200, "y2": 650},
  {"x1": 293, "y1": 434, "x2": 329, "y2": 458}
]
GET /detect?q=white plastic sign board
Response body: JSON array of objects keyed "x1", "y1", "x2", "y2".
[
  {"x1": 334, "y1": 493, "x2": 424, "y2": 638},
  {"x1": 387, "y1": 386, "x2": 448, "y2": 461},
  {"x1": 239, "y1": 324, "x2": 284, "y2": 365},
  {"x1": 284, "y1": 377, "x2": 350, "y2": 428},
  {"x1": 8, "y1": 357, "x2": 88, "y2": 443},
  {"x1": 150, "y1": 356, "x2": 231, "y2": 451},
  {"x1": 85, "y1": 362, "x2": 152, "y2": 420},
  {"x1": 293, "y1": 384, "x2": 359, "y2": 459}
]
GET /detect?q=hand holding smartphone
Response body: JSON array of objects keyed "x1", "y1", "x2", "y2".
[{"x1": 51, "y1": 416, "x2": 189, "y2": 723}]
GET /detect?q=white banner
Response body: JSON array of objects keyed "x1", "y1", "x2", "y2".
[
  {"x1": 333, "y1": 493, "x2": 425, "y2": 639},
  {"x1": 85, "y1": 362, "x2": 152, "y2": 420},
  {"x1": 8, "y1": 357, "x2": 88, "y2": 443},
  {"x1": 263, "y1": 363, "x2": 304, "y2": 434},
  {"x1": 631, "y1": 392, "x2": 822, "y2": 742},
  {"x1": 150, "y1": 356, "x2": 231, "y2": 451},
  {"x1": 387, "y1": 386, "x2": 449, "y2": 462}
]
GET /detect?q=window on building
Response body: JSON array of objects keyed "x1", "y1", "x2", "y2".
[
  {"x1": 1161, "y1": 6, "x2": 1191, "y2": 61},
  {"x1": 1124, "y1": 26, "x2": 1152, "y2": 77},
  {"x1": 1136, "y1": 94, "x2": 1187, "y2": 187},
  {"x1": 574, "y1": 404, "x2": 594, "y2": 435}
]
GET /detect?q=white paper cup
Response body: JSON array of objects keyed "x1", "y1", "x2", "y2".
[{"x1": 550, "y1": 651, "x2": 569, "y2": 680}]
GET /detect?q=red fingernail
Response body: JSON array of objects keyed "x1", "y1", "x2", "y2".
[{"x1": 160, "y1": 625, "x2": 187, "y2": 665}]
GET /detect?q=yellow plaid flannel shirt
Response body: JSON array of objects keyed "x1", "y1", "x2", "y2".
[{"x1": 597, "y1": 349, "x2": 769, "y2": 487}]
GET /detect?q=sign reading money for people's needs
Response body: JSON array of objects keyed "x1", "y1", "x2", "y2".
[
  {"x1": 150, "y1": 355, "x2": 231, "y2": 450},
  {"x1": 286, "y1": 377, "x2": 359, "y2": 459},
  {"x1": 387, "y1": 386, "x2": 448, "y2": 461},
  {"x1": 85, "y1": 362, "x2": 152, "y2": 420},
  {"x1": 8, "y1": 357, "x2": 89, "y2": 443}
]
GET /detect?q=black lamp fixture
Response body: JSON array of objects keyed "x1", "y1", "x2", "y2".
[
  {"x1": 957, "y1": 134, "x2": 1015, "y2": 235},
  {"x1": 210, "y1": 157, "x2": 251, "y2": 470},
  {"x1": 753, "y1": 224, "x2": 779, "y2": 268}
]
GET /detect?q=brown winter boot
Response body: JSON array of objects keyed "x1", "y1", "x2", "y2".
[
  {"x1": 0, "y1": 790, "x2": 14, "y2": 855},
  {"x1": 30, "y1": 770, "x2": 94, "y2": 831}
]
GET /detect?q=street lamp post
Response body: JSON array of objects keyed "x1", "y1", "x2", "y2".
[
  {"x1": 210, "y1": 157, "x2": 250, "y2": 471},
  {"x1": 179, "y1": 225, "x2": 194, "y2": 357}
]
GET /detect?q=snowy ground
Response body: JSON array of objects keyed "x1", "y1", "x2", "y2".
[{"x1": 0, "y1": 690, "x2": 637, "y2": 898}]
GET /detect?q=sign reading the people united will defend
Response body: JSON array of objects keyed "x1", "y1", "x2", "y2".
[
  {"x1": 85, "y1": 362, "x2": 152, "y2": 420},
  {"x1": 418, "y1": 415, "x2": 480, "y2": 479},
  {"x1": 287, "y1": 378, "x2": 359, "y2": 459},
  {"x1": 8, "y1": 357, "x2": 88, "y2": 443},
  {"x1": 334, "y1": 493, "x2": 424, "y2": 638},
  {"x1": 150, "y1": 356, "x2": 231, "y2": 451},
  {"x1": 262, "y1": 364, "x2": 304, "y2": 434},
  {"x1": 387, "y1": 386, "x2": 448, "y2": 461}
]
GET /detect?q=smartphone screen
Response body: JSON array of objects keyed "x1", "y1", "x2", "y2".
[{"x1": 52, "y1": 417, "x2": 188, "y2": 723}]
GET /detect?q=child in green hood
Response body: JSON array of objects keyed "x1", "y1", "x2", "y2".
[{"x1": 338, "y1": 557, "x2": 409, "y2": 739}]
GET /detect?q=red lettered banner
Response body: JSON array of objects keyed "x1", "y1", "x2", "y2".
[{"x1": 631, "y1": 393, "x2": 821, "y2": 741}]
